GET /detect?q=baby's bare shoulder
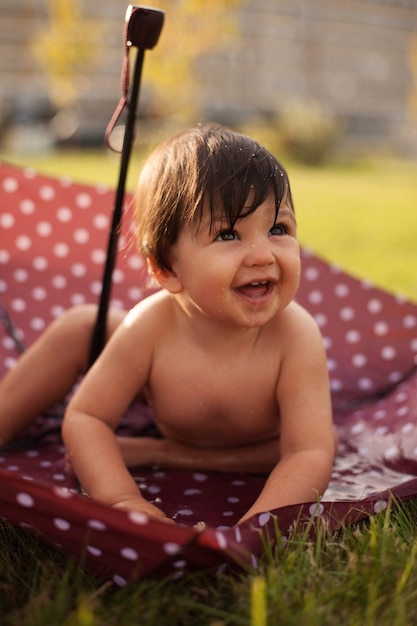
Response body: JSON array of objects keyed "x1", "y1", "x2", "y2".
[
  {"x1": 124, "y1": 291, "x2": 173, "y2": 325},
  {"x1": 272, "y1": 301, "x2": 321, "y2": 339}
]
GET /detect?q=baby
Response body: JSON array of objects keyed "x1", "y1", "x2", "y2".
[{"x1": 0, "y1": 124, "x2": 335, "y2": 524}]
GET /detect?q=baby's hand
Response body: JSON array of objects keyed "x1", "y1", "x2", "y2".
[{"x1": 112, "y1": 495, "x2": 175, "y2": 524}]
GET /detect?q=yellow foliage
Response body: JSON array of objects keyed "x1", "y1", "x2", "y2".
[
  {"x1": 31, "y1": 0, "x2": 106, "y2": 108},
  {"x1": 142, "y1": 0, "x2": 245, "y2": 120}
]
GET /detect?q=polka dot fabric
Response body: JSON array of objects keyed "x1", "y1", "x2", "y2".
[{"x1": 1, "y1": 161, "x2": 417, "y2": 583}]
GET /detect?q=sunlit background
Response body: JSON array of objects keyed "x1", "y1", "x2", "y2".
[{"x1": 1, "y1": 0, "x2": 416, "y2": 298}]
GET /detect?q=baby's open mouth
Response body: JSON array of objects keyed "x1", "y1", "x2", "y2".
[{"x1": 236, "y1": 281, "x2": 270, "y2": 298}]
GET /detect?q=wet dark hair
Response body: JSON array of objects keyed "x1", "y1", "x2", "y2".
[{"x1": 135, "y1": 123, "x2": 293, "y2": 271}]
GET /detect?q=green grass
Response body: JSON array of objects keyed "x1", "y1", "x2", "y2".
[
  {"x1": 1, "y1": 147, "x2": 417, "y2": 623},
  {"x1": 3, "y1": 500, "x2": 417, "y2": 625}
]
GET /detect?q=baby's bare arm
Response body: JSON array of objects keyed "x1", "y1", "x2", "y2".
[
  {"x1": 118, "y1": 435, "x2": 280, "y2": 474},
  {"x1": 62, "y1": 301, "x2": 174, "y2": 523}
]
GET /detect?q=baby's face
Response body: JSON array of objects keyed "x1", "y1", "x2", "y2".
[{"x1": 166, "y1": 192, "x2": 301, "y2": 329}]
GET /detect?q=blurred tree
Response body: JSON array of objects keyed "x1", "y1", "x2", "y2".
[
  {"x1": 409, "y1": 34, "x2": 417, "y2": 125},
  {"x1": 132, "y1": 0, "x2": 245, "y2": 121},
  {"x1": 30, "y1": 0, "x2": 106, "y2": 110},
  {"x1": 31, "y1": 0, "x2": 245, "y2": 127}
]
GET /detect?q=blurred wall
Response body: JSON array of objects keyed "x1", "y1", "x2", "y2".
[{"x1": 0, "y1": 0, "x2": 416, "y2": 154}]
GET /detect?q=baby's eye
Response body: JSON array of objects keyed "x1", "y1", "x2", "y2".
[
  {"x1": 269, "y1": 224, "x2": 287, "y2": 236},
  {"x1": 214, "y1": 229, "x2": 238, "y2": 241}
]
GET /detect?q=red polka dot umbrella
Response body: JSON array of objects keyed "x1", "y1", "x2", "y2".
[{"x1": 1, "y1": 162, "x2": 417, "y2": 584}]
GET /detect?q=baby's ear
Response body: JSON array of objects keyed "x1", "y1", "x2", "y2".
[{"x1": 146, "y1": 256, "x2": 183, "y2": 294}]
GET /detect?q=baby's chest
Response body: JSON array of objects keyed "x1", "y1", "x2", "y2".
[{"x1": 147, "y1": 357, "x2": 280, "y2": 445}]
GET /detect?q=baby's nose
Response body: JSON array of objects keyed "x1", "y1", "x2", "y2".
[{"x1": 244, "y1": 240, "x2": 275, "y2": 267}]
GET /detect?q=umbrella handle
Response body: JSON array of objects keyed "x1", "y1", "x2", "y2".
[{"x1": 89, "y1": 6, "x2": 164, "y2": 366}]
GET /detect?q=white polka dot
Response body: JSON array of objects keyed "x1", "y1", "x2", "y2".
[
  {"x1": 163, "y1": 542, "x2": 181, "y2": 555},
  {"x1": 358, "y1": 377, "x2": 374, "y2": 390},
  {"x1": 89, "y1": 281, "x2": 102, "y2": 295},
  {"x1": 120, "y1": 547, "x2": 139, "y2": 561},
  {"x1": 1, "y1": 213, "x2": 15, "y2": 228},
  {"x1": 176, "y1": 508, "x2": 193, "y2": 516},
  {"x1": 87, "y1": 519, "x2": 107, "y2": 531},
  {"x1": 351, "y1": 422, "x2": 365, "y2": 435},
  {"x1": 374, "y1": 321, "x2": 388, "y2": 336},
  {"x1": 383, "y1": 446, "x2": 399, "y2": 461},
  {"x1": 30, "y1": 317, "x2": 46, "y2": 331},
  {"x1": 401, "y1": 422, "x2": 413, "y2": 433},
  {"x1": 16, "y1": 235, "x2": 32, "y2": 251},
  {"x1": 56, "y1": 207, "x2": 73, "y2": 222},
  {"x1": 75, "y1": 192, "x2": 92, "y2": 209},
  {"x1": 334, "y1": 283, "x2": 349, "y2": 297},
  {"x1": 330, "y1": 379, "x2": 343, "y2": 392},
  {"x1": 87, "y1": 545, "x2": 102, "y2": 557},
  {"x1": 128, "y1": 287, "x2": 144, "y2": 301},
  {"x1": 113, "y1": 269, "x2": 125, "y2": 284},
  {"x1": 352, "y1": 354, "x2": 367, "y2": 368},
  {"x1": 323, "y1": 339, "x2": 334, "y2": 356},
  {"x1": 397, "y1": 406, "x2": 410, "y2": 418},
  {"x1": 51, "y1": 275, "x2": 67, "y2": 289},
  {"x1": 403, "y1": 315, "x2": 417, "y2": 329},
  {"x1": 381, "y1": 346, "x2": 396, "y2": 361},
  {"x1": 53, "y1": 486, "x2": 73, "y2": 498},
  {"x1": 227, "y1": 497, "x2": 240, "y2": 503},
  {"x1": 373, "y1": 500, "x2": 387, "y2": 513},
  {"x1": 70, "y1": 293, "x2": 86, "y2": 305},
  {"x1": 93, "y1": 214, "x2": 109, "y2": 229},
  {"x1": 70, "y1": 263, "x2": 87, "y2": 277},
  {"x1": 73, "y1": 228, "x2": 90, "y2": 244},
  {"x1": 19, "y1": 199, "x2": 35, "y2": 215},
  {"x1": 346, "y1": 330, "x2": 361, "y2": 344},
  {"x1": 113, "y1": 574, "x2": 127, "y2": 587},
  {"x1": 25, "y1": 450, "x2": 39, "y2": 458},
  {"x1": 36, "y1": 221, "x2": 53, "y2": 237},
  {"x1": 0, "y1": 250, "x2": 10, "y2": 264},
  {"x1": 314, "y1": 313, "x2": 328, "y2": 328},
  {"x1": 53, "y1": 243, "x2": 69, "y2": 258},
  {"x1": 3, "y1": 176, "x2": 18, "y2": 193},
  {"x1": 54, "y1": 518, "x2": 71, "y2": 531},
  {"x1": 193, "y1": 473, "x2": 208, "y2": 482},
  {"x1": 91, "y1": 249, "x2": 106, "y2": 264},
  {"x1": 16, "y1": 493, "x2": 35, "y2": 507},
  {"x1": 367, "y1": 299, "x2": 383, "y2": 314},
  {"x1": 340, "y1": 307, "x2": 355, "y2": 321},
  {"x1": 127, "y1": 511, "x2": 149, "y2": 525},
  {"x1": 215, "y1": 531, "x2": 228, "y2": 548},
  {"x1": 308, "y1": 290, "x2": 323, "y2": 305},
  {"x1": 258, "y1": 512, "x2": 271, "y2": 526},
  {"x1": 304, "y1": 267, "x2": 320, "y2": 281},
  {"x1": 13, "y1": 268, "x2": 29, "y2": 282},
  {"x1": 373, "y1": 409, "x2": 386, "y2": 420},
  {"x1": 11, "y1": 298, "x2": 26, "y2": 312},
  {"x1": 39, "y1": 185, "x2": 55, "y2": 201},
  {"x1": 32, "y1": 287, "x2": 47, "y2": 300},
  {"x1": 309, "y1": 502, "x2": 324, "y2": 517},
  {"x1": 388, "y1": 371, "x2": 402, "y2": 384},
  {"x1": 32, "y1": 256, "x2": 49, "y2": 271},
  {"x1": 127, "y1": 255, "x2": 145, "y2": 270}
]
